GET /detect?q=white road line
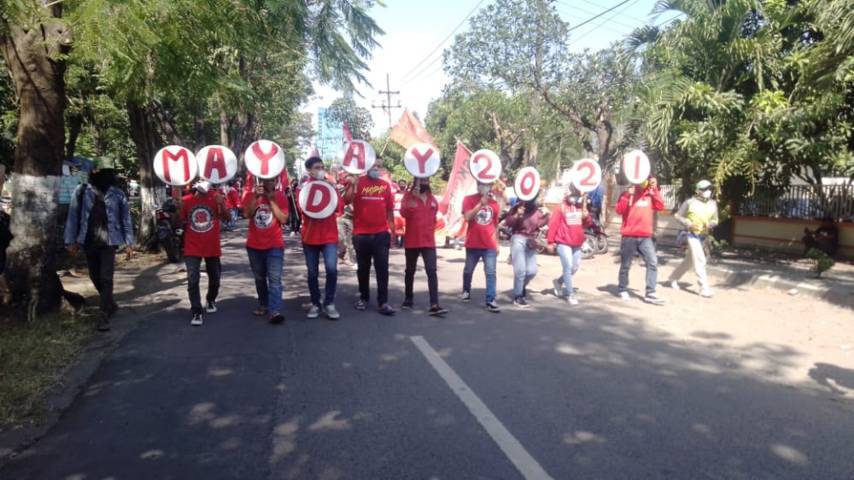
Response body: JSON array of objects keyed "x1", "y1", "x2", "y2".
[{"x1": 410, "y1": 336, "x2": 555, "y2": 480}]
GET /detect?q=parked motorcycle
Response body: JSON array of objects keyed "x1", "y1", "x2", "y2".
[{"x1": 155, "y1": 198, "x2": 183, "y2": 263}]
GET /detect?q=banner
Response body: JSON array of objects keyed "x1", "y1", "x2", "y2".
[
  {"x1": 389, "y1": 109, "x2": 435, "y2": 149},
  {"x1": 440, "y1": 142, "x2": 477, "y2": 238}
]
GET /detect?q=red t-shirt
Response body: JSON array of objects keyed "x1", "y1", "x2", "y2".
[
  {"x1": 242, "y1": 190, "x2": 288, "y2": 250},
  {"x1": 547, "y1": 203, "x2": 589, "y2": 248},
  {"x1": 351, "y1": 176, "x2": 394, "y2": 235},
  {"x1": 298, "y1": 180, "x2": 342, "y2": 246},
  {"x1": 462, "y1": 193, "x2": 499, "y2": 250},
  {"x1": 181, "y1": 192, "x2": 222, "y2": 258},
  {"x1": 400, "y1": 192, "x2": 438, "y2": 249}
]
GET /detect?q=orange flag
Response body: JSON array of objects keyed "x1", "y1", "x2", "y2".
[{"x1": 389, "y1": 109, "x2": 435, "y2": 149}]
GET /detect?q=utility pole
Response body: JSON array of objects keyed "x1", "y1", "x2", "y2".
[{"x1": 372, "y1": 73, "x2": 401, "y2": 131}]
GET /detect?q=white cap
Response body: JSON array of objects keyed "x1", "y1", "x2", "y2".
[
  {"x1": 195, "y1": 181, "x2": 211, "y2": 194},
  {"x1": 696, "y1": 180, "x2": 712, "y2": 191}
]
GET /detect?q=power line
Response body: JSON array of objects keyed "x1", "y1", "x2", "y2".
[
  {"x1": 556, "y1": 1, "x2": 636, "y2": 30},
  {"x1": 399, "y1": 0, "x2": 489, "y2": 84},
  {"x1": 568, "y1": 0, "x2": 642, "y2": 46},
  {"x1": 566, "y1": 0, "x2": 635, "y2": 33}
]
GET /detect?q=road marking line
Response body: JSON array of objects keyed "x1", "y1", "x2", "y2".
[{"x1": 410, "y1": 336, "x2": 554, "y2": 480}]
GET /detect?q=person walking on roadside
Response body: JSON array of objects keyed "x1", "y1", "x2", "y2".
[
  {"x1": 461, "y1": 182, "x2": 501, "y2": 313},
  {"x1": 299, "y1": 157, "x2": 342, "y2": 321},
  {"x1": 615, "y1": 176, "x2": 666, "y2": 304},
  {"x1": 176, "y1": 181, "x2": 229, "y2": 326},
  {"x1": 548, "y1": 185, "x2": 591, "y2": 305},
  {"x1": 64, "y1": 157, "x2": 134, "y2": 331},
  {"x1": 504, "y1": 197, "x2": 549, "y2": 308},
  {"x1": 343, "y1": 158, "x2": 396, "y2": 316},
  {"x1": 223, "y1": 181, "x2": 241, "y2": 231},
  {"x1": 400, "y1": 177, "x2": 448, "y2": 316},
  {"x1": 243, "y1": 177, "x2": 289, "y2": 324},
  {"x1": 668, "y1": 180, "x2": 719, "y2": 298}
]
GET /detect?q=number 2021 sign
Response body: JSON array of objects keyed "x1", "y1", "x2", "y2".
[{"x1": 570, "y1": 159, "x2": 602, "y2": 193}]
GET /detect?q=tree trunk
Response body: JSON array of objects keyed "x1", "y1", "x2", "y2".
[
  {"x1": 0, "y1": 11, "x2": 72, "y2": 318},
  {"x1": 127, "y1": 101, "x2": 164, "y2": 248},
  {"x1": 66, "y1": 112, "x2": 83, "y2": 159}
]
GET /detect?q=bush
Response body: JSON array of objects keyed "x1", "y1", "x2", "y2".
[{"x1": 806, "y1": 248, "x2": 835, "y2": 278}]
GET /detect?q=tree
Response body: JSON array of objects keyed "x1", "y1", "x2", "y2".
[{"x1": 325, "y1": 96, "x2": 374, "y2": 140}]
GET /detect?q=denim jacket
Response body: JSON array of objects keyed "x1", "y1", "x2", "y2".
[{"x1": 64, "y1": 184, "x2": 135, "y2": 247}]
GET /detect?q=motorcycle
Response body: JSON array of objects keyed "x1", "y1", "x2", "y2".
[
  {"x1": 581, "y1": 216, "x2": 608, "y2": 259},
  {"x1": 155, "y1": 198, "x2": 183, "y2": 263}
]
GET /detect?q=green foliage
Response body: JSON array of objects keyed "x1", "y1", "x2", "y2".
[
  {"x1": 806, "y1": 248, "x2": 835, "y2": 278},
  {"x1": 326, "y1": 96, "x2": 374, "y2": 140}
]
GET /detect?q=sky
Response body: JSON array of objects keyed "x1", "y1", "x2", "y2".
[{"x1": 302, "y1": 0, "x2": 682, "y2": 144}]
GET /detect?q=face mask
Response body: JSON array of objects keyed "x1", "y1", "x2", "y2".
[
  {"x1": 312, "y1": 170, "x2": 325, "y2": 180},
  {"x1": 701, "y1": 190, "x2": 712, "y2": 199},
  {"x1": 477, "y1": 184, "x2": 491, "y2": 195},
  {"x1": 368, "y1": 169, "x2": 380, "y2": 180}
]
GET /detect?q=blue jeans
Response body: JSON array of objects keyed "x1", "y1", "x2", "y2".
[
  {"x1": 618, "y1": 236, "x2": 658, "y2": 295},
  {"x1": 247, "y1": 247, "x2": 284, "y2": 314},
  {"x1": 226, "y1": 208, "x2": 238, "y2": 230},
  {"x1": 463, "y1": 248, "x2": 497, "y2": 304},
  {"x1": 510, "y1": 234, "x2": 537, "y2": 298},
  {"x1": 303, "y1": 243, "x2": 338, "y2": 307},
  {"x1": 555, "y1": 244, "x2": 582, "y2": 297}
]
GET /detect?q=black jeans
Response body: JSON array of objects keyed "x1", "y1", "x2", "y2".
[
  {"x1": 84, "y1": 246, "x2": 117, "y2": 314},
  {"x1": 353, "y1": 232, "x2": 391, "y2": 306},
  {"x1": 185, "y1": 256, "x2": 222, "y2": 315},
  {"x1": 404, "y1": 247, "x2": 439, "y2": 306}
]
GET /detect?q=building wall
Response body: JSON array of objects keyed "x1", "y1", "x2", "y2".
[{"x1": 732, "y1": 216, "x2": 854, "y2": 259}]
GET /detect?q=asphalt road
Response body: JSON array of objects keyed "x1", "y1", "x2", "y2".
[{"x1": 2, "y1": 228, "x2": 853, "y2": 480}]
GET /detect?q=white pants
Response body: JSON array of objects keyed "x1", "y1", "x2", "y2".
[{"x1": 669, "y1": 234, "x2": 708, "y2": 290}]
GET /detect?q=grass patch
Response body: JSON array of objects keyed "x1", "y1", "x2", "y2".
[{"x1": 0, "y1": 309, "x2": 98, "y2": 429}]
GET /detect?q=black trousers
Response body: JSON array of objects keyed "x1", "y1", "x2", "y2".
[
  {"x1": 84, "y1": 246, "x2": 117, "y2": 314},
  {"x1": 353, "y1": 232, "x2": 390, "y2": 306},
  {"x1": 185, "y1": 256, "x2": 222, "y2": 315},
  {"x1": 404, "y1": 247, "x2": 439, "y2": 306}
]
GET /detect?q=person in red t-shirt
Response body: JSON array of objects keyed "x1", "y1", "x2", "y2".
[
  {"x1": 547, "y1": 185, "x2": 592, "y2": 306},
  {"x1": 343, "y1": 157, "x2": 395, "y2": 316},
  {"x1": 176, "y1": 181, "x2": 229, "y2": 326},
  {"x1": 461, "y1": 182, "x2": 501, "y2": 313},
  {"x1": 223, "y1": 182, "x2": 241, "y2": 231},
  {"x1": 299, "y1": 157, "x2": 343, "y2": 321},
  {"x1": 393, "y1": 181, "x2": 406, "y2": 248},
  {"x1": 615, "y1": 176, "x2": 666, "y2": 305},
  {"x1": 400, "y1": 177, "x2": 448, "y2": 316},
  {"x1": 242, "y1": 177, "x2": 289, "y2": 324}
]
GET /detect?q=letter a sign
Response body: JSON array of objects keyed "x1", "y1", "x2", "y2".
[
  {"x1": 298, "y1": 181, "x2": 338, "y2": 219},
  {"x1": 340, "y1": 140, "x2": 376, "y2": 175},
  {"x1": 154, "y1": 146, "x2": 197, "y2": 186},
  {"x1": 245, "y1": 140, "x2": 286, "y2": 179},
  {"x1": 514, "y1": 167, "x2": 541, "y2": 201},
  {"x1": 196, "y1": 145, "x2": 238, "y2": 184},
  {"x1": 404, "y1": 143, "x2": 440, "y2": 178}
]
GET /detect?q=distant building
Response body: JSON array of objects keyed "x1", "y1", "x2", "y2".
[{"x1": 317, "y1": 108, "x2": 344, "y2": 162}]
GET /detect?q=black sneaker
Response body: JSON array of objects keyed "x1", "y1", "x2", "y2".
[
  {"x1": 378, "y1": 304, "x2": 396, "y2": 316},
  {"x1": 428, "y1": 306, "x2": 448, "y2": 316},
  {"x1": 513, "y1": 297, "x2": 530, "y2": 308},
  {"x1": 485, "y1": 302, "x2": 501, "y2": 313},
  {"x1": 460, "y1": 291, "x2": 471, "y2": 302},
  {"x1": 205, "y1": 301, "x2": 217, "y2": 313},
  {"x1": 269, "y1": 313, "x2": 285, "y2": 324},
  {"x1": 191, "y1": 313, "x2": 204, "y2": 326},
  {"x1": 401, "y1": 300, "x2": 414, "y2": 310},
  {"x1": 354, "y1": 299, "x2": 368, "y2": 311},
  {"x1": 96, "y1": 316, "x2": 111, "y2": 332}
]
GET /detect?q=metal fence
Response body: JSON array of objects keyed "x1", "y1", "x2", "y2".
[{"x1": 739, "y1": 184, "x2": 854, "y2": 221}]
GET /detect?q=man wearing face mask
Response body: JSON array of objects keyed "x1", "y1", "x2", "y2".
[
  {"x1": 65, "y1": 157, "x2": 135, "y2": 331},
  {"x1": 547, "y1": 186, "x2": 591, "y2": 305},
  {"x1": 344, "y1": 157, "x2": 395, "y2": 316},
  {"x1": 461, "y1": 182, "x2": 501, "y2": 313},
  {"x1": 668, "y1": 180, "x2": 719, "y2": 297},
  {"x1": 400, "y1": 177, "x2": 448, "y2": 316},
  {"x1": 615, "y1": 176, "x2": 666, "y2": 304},
  {"x1": 298, "y1": 157, "x2": 342, "y2": 320}
]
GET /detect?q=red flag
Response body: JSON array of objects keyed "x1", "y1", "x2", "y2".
[
  {"x1": 389, "y1": 109, "x2": 435, "y2": 149},
  {"x1": 439, "y1": 142, "x2": 477, "y2": 238},
  {"x1": 343, "y1": 121, "x2": 353, "y2": 142}
]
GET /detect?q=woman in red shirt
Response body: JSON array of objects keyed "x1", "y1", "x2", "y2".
[
  {"x1": 400, "y1": 178, "x2": 448, "y2": 316},
  {"x1": 547, "y1": 185, "x2": 591, "y2": 305}
]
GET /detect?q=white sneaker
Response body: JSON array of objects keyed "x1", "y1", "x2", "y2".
[
  {"x1": 700, "y1": 288, "x2": 714, "y2": 298},
  {"x1": 307, "y1": 305, "x2": 320, "y2": 319},
  {"x1": 552, "y1": 278, "x2": 563, "y2": 297},
  {"x1": 190, "y1": 313, "x2": 203, "y2": 326},
  {"x1": 644, "y1": 293, "x2": 666, "y2": 305},
  {"x1": 669, "y1": 281, "x2": 680, "y2": 290},
  {"x1": 323, "y1": 304, "x2": 340, "y2": 320},
  {"x1": 460, "y1": 291, "x2": 471, "y2": 302},
  {"x1": 568, "y1": 295, "x2": 579, "y2": 306},
  {"x1": 619, "y1": 291, "x2": 631, "y2": 300},
  {"x1": 205, "y1": 301, "x2": 217, "y2": 313}
]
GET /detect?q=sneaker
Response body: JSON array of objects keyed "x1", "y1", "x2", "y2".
[
  {"x1": 307, "y1": 305, "x2": 320, "y2": 319},
  {"x1": 700, "y1": 288, "x2": 714, "y2": 298},
  {"x1": 205, "y1": 301, "x2": 217, "y2": 313},
  {"x1": 301, "y1": 302, "x2": 314, "y2": 311},
  {"x1": 485, "y1": 302, "x2": 501, "y2": 313},
  {"x1": 323, "y1": 304, "x2": 340, "y2": 320},
  {"x1": 354, "y1": 299, "x2": 368, "y2": 311},
  {"x1": 401, "y1": 300, "x2": 414, "y2": 310},
  {"x1": 428, "y1": 305, "x2": 448, "y2": 316},
  {"x1": 269, "y1": 313, "x2": 285, "y2": 324},
  {"x1": 644, "y1": 293, "x2": 666, "y2": 305},
  {"x1": 669, "y1": 280, "x2": 680, "y2": 290},
  {"x1": 96, "y1": 316, "x2": 111, "y2": 332},
  {"x1": 568, "y1": 295, "x2": 579, "y2": 306},
  {"x1": 619, "y1": 291, "x2": 631, "y2": 300},
  {"x1": 460, "y1": 291, "x2": 471, "y2": 302},
  {"x1": 378, "y1": 304, "x2": 396, "y2": 316},
  {"x1": 191, "y1": 313, "x2": 203, "y2": 326},
  {"x1": 513, "y1": 297, "x2": 530, "y2": 308},
  {"x1": 552, "y1": 278, "x2": 563, "y2": 297}
]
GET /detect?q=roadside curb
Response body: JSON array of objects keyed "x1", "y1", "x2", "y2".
[{"x1": 706, "y1": 264, "x2": 853, "y2": 308}]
